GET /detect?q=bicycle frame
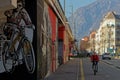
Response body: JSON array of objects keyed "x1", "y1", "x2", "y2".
[{"x1": 7, "y1": 25, "x2": 31, "y2": 64}]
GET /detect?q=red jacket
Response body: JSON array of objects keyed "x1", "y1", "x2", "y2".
[{"x1": 90, "y1": 54, "x2": 99, "y2": 61}]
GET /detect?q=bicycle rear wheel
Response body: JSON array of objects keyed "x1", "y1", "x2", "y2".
[
  {"x1": 94, "y1": 69, "x2": 96, "y2": 75},
  {"x1": 2, "y1": 42, "x2": 15, "y2": 73},
  {"x1": 22, "y1": 39, "x2": 35, "y2": 74},
  {"x1": 93, "y1": 65, "x2": 97, "y2": 75}
]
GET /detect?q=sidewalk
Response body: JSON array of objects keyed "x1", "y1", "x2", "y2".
[{"x1": 44, "y1": 58, "x2": 80, "y2": 80}]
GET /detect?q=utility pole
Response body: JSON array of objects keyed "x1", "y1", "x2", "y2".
[
  {"x1": 64, "y1": 0, "x2": 66, "y2": 15},
  {"x1": 70, "y1": 5, "x2": 74, "y2": 38}
]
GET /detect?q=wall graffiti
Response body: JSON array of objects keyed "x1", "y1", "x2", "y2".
[{"x1": 0, "y1": 0, "x2": 36, "y2": 74}]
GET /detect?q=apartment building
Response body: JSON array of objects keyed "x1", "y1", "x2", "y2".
[
  {"x1": 97, "y1": 11, "x2": 120, "y2": 55},
  {"x1": 89, "y1": 31, "x2": 96, "y2": 52},
  {"x1": 95, "y1": 29, "x2": 100, "y2": 54}
]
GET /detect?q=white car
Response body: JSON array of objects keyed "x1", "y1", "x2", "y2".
[{"x1": 102, "y1": 53, "x2": 111, "y2": 60}]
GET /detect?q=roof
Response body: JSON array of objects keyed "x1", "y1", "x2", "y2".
[{"x1": 114, "y1": 14, "x2": 120, "y2": 19}]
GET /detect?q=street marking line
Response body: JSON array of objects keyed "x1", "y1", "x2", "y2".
[{"x1": 80, "y1": 59, "x2": 85, "y2": 80}]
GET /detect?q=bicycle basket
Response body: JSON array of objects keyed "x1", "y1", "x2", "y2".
[{"x1": 24, "y1": 27, "x2": 34, "y2": 42}]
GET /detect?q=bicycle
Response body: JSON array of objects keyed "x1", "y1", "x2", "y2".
[
  {"x1": 1, "y1": 23, "x2": 35, "y2": 74},
  {"x1": 92, "y1": 61, "x2": 98, "y2": 75}
]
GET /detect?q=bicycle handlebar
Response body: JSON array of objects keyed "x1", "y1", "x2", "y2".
[{"x1": 4, "y1": 23, "x2": 35, "y2": 29}]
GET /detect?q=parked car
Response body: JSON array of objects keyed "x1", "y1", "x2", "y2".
[{"x1": 102, "y1": 53, "x2": 111, "y2": 60}]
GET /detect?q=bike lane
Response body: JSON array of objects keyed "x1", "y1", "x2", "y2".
[
  {"x1": 82, "y1": 58, "x2": 106, "y2": 80},
  {"x1": 81, "y1": 57, "x2": 120, "y2": 80},
  {"x1": 80, "y1": 59, "x2": 85, "y2": 80}
]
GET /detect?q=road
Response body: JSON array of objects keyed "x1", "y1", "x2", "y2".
[
  {"x1": 46, "y1": 57, "x2": 120, "y2": 80},
  {"x1": 81, "y1": 58, "x2": 120, "y2": 80}
]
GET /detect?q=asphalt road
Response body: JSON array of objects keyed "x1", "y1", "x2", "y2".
[
  {"x1": 45, "y1": 58, "x2": 120, "y2": 80},
  {"x1": 82, "y1": 58, "x2": 120, "y2": 80}
]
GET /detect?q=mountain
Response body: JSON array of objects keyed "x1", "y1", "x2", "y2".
[{"x1": 68, "y1": 0, "x2": 120, "y2": 40}]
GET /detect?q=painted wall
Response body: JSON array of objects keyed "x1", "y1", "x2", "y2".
[{"x1": 48, "y1": 6, "x2": 57, "y2": 72}]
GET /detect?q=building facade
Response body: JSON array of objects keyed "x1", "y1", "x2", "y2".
[
  {"x1": 96, "y1": 11, "x2": 120, "y2": 55},
  {"x1": 37, "y1": 0, "x2": 74, "y2": 79}
]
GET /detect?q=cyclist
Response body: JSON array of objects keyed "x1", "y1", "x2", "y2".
[
  {"x1": 90, "y1": 51, "x2": 99, "y2": 71},
  {"x1": 4, "y1": 0, "x2": 35, "y2": 53}
]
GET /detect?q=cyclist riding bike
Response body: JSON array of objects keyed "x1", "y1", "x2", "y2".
[{"x1": 90, "y1": 51, "x2": 99, "y2": 71}]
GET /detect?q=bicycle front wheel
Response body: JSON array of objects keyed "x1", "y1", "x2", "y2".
[
  {"x1": 22, "y1": 39, "x2": 35, "y2": 74},
  {"x1": 2, "y1": 42, "x2": 15, "y2": 73}
]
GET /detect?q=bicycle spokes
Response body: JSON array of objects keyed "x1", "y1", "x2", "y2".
[
  {"x1": 23, "y1": 41, "x2": 30, "y2": 55},
  {"x1": 22, "y1": 39, "x2": 35, "y2": 74}
]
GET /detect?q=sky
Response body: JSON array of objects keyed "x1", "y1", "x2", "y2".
[{"x1": 59, "y1": 0, "x2": 97, "y2": 18}]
